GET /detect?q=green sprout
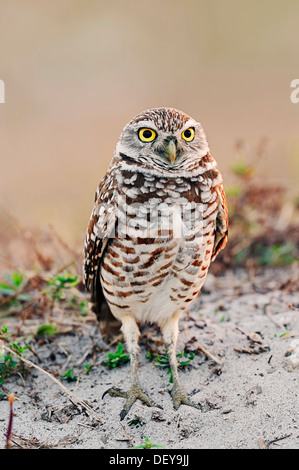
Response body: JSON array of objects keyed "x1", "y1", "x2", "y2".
[
  {"x1": 128, "y1": 416, "x2": 145, "y2": 428},
  {"x1": 84, "y1": 362, "x2": 93, "y2": 375},
  {"x1": 132, "y1": 436, "x2": 165, "y2": 449},
  {"x1": 62, "y1": 368, "x2": 78, "y2": 382}
]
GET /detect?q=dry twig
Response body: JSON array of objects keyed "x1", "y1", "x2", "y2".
[
  {"x1": 264, "y1": 303, "x2": 284, "y2": 329},
  {"x1": 197, "y1": 343, "x2": 223, "y2": 366},
  {"x1": 2, "y1": 345, "x2": 101, "y2": 423}
]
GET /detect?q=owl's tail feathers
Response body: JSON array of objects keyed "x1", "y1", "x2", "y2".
[
  {"x1": 84, "y1": 249, "x2": 122, "y2": 339},
  {"x1": 89, "y1": 298, "x2": 122, "y2": 340},
  {"x1": 89, "y1": 277, "x2": 121, "y2": 340}
]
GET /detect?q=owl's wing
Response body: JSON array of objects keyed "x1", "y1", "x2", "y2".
[
  {"x1": 211, "y1": 183, "x2": 228, "y2": 262},
  {"x1": 83, "y1": 172, "x2": 120, "y2": 336}
]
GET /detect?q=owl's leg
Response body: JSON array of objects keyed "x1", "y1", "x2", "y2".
[
  {"x1": 161, "y1": 314, "x2": 201, "y2": 410},
  {"x1": 103, "y1": 314, "x2": 160, "y2": 420}
]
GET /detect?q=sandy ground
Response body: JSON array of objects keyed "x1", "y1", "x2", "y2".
[{"x1": 1, "y1": 266, "x2": 299, "y2": 450}]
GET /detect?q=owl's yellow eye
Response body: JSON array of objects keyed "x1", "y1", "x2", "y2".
[
  {"x1": 181, "y1": 127, "x2": 195, "y2": 142},
  {"x1": 138, "y1": 128, "x2": 157, "y2": 142}
]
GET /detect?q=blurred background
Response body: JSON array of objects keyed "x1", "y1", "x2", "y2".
[{"x1": 0, "y1": 0, "x2": 298, "y2": 270}]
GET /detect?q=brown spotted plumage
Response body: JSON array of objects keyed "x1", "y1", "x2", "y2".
[{"x1": 83, "y1": 107, "x2": 228, "y2": 419}]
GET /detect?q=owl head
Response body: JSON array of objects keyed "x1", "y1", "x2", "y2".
[{"x1": 115, "y1": 108, "x2": 209, "y2": 171}]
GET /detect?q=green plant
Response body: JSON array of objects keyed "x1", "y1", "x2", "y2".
[
  {"x1": 128, "y1": 416, "x2": 145, "y2": 428},
  {"x1": 0, "y1": 348, "x2": 16, "y2": 398},
  {"x1": 234, "y1": 242, "x2": 298, "y2": 267},
  {"x1": 69, "y1": 296, "x2": 88, "y2": 316},
  {"x1": 0, "y1": 326, "x2": 30, "y2": 397},
  {"x1": 0, "y1": 325, "x2": 8, "y2": 336},
  {"x1": 62, "y1": 368, "x2": 78, "y2": 382},
  {"x1": 84, "y1": 362, "x2": 93, "y2": 375},
  {"x1": 43, "y1": 271, "x2": 89, "y2": 317},
  {"x1": 148, "y1": 350, "x2": 195, "y2": 383},
  {"x1": 255, "y1": 243, "x2": 297, "y2": 266},
  {"x1": 132, "y1": 436, "x2": 165, "y2": 449},
  {"x1": 44, "y1": 271, "x2": 79, "y2": 300},
  {"x1": 0, "y1": 271, "x2": 31, "y2": 309},
  {"x1": 35, "y1": 324, "x2": 58, "y2": 336},
  {"x1": 102, "y1": 342, "x2": 130, "y2": 369}
]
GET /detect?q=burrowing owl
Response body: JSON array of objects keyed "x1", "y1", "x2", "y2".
[{"x1": 83, "y1": 107, "x2": 228, "y2": 420}]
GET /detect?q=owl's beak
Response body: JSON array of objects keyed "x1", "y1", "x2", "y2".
[{"x1": 163, "y1": 139, "x2": 177, "y2": 164}]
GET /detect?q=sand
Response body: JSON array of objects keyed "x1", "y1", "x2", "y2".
[{"x1": 1, "y1": 266, "x2": 299, "y2": 450}]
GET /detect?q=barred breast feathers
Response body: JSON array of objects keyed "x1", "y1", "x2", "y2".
[
  {"x1": 83, "y1": 150, "x2": 227, "y2": 298},
  {"x1": 83, "y1": 146, "x2": 227, "y2": 328}
]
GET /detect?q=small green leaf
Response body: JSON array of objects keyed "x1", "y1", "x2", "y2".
[
  {"x1": 0, "y1": 284, "x2": 15, "y2": 296},
  {"x1": 35, "y1": 324, "x2": 58, "y2": 336},
  {"x1": 84, "y1": 363, "x2": 93, "y2": 374},
  {"x1": 12, "y1": 272, "x2": 24, "y2": 287},
  {"x1": 62, "y1": 368, "x2": 78, "y2": 382},
  {"x1": 279, "y1": 331, "x2": 289, "y2": 338},
  {"x1": 117, "y1": 342, "x2": 124, "y2": 355}
]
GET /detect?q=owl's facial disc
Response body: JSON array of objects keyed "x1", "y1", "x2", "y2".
[{"x1": 116, "y1": 108, "x2": 210, "y2": 170}]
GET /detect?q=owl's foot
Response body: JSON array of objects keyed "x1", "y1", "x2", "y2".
[
  {"x1": 102, "y1": 385, "x2": 162, "y2": 421},
  {"x1": 171, "y1": 384, "x2": 201, "y2": 411}
]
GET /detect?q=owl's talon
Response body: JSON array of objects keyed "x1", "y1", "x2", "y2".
[
  {"x1": 171, "y1": 385, "x2": 201, "y2": 411},
  {"x1": 120, "y1": 408, "x2": 128, "y2": 421},
  {"x1": 103, "y1": 384, "x2": 160, "y2": 420},
  {"x1": 102, "y1": 386, "x2": 127, "y2": 400}
]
